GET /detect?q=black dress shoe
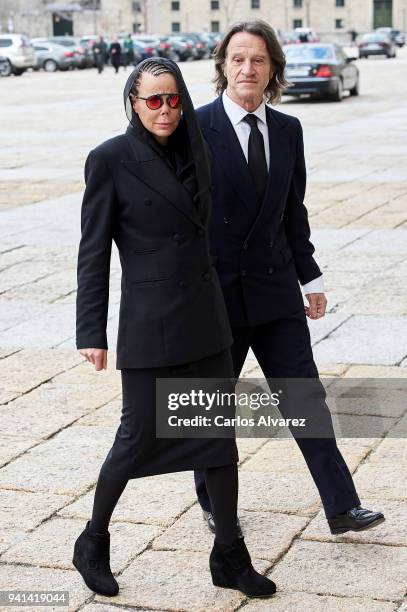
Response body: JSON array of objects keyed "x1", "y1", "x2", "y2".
[
  {"x1": 72, "y1": 520, "x2": 119, "y2": 596},
  {"x1": 210, "y1": 537, "x2": 276, "y2": 598},
  {"x1": 202, "y1": 509, "x2": 243, "y2": 538},
  {"x1": 328, "y1": 505, "x2": 385, "y2": 535}
]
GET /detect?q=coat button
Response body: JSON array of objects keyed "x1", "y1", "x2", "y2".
[
  {"x1": 223, "y1": 217, "x2": 230, "y2": 224},
  {"x1": 179, "y1": 280, "x2": 186, "y2": 287},
  {"x1": 267, "y1": 267, "x2": 274, "y2": 274},
  {"x1": 243, "y1": 242, "x2": 248, "y2": 250},
  {"x1": 269, "y1": 240, "x2": 273, "y2": 248},
  {"x1": 203, "y1": 272, "x2": 211, "y2": 280},
  {"x1": 173, "y1": 233, "x2": 181, "y2": 241},
  {"x1": 241, "y1": 270, "x2": 247, "y2": 277},
  {"x1": 197, "y1": 228, "x2": 204, "y2": 236},
  {"x1": 144, "y1": 198, "x2": 152, "y2": 206}
]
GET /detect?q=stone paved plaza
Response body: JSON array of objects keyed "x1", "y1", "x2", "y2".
[{"x1": 1, "y1": 48, "x2": 407, "y2": 611}]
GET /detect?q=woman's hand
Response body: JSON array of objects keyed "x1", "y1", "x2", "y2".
[{"x1": 79, "y1": 348, "x2": 107, "y2": 371}]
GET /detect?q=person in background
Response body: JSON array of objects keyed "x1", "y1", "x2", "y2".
[
  {"x1": 93, "y1": 36, "x2": 107, "y2": 74},
  {"x1": 123, "y1": 33, "x2": 135, "y2": 69},
  {"x1": 109, "y1": 37, "x2": 122, "y2": 74}
]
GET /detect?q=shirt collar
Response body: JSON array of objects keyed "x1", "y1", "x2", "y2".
[{"x1": 222, "y1": 90, "x2": 267, "y2": 127}]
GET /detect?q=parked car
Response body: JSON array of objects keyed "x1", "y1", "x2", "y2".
[
  {"x1": 34, "y1": 36, "x2": 93, "y2": 68},
  {"x1": 375, "y1": 27, "x2": 405, "y2": 47},
  {"x1": 358, "y1": 32, "x2": 396, "y2": 58},
  {"x1": 283, "y1": 43, "x2": 359, "y2": 101},
  {"x1": 182, "y1": 33, "x2": 210, "y2": 59},
  {"x1": 0, "y1": 54, "x2": 11, "y2": 76},
  {"x1": 0, "y1": 33, "x2": 36, "y2": 75},
  {"x1": 133, "y1": 35, "x2": 161, "y2": 57},
  {"x1": 132, "y1": 38, "x2": 156, "y2": 61},
  {"x1": 161, "y1": 35, "x2": 196, "y2": 61},
  {"x1": 32, "y1": 41, "x2": 76, "y2": 72}
]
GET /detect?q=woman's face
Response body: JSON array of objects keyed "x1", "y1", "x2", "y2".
[{"x1": 132, "y1": 72, "x2": 182, "y2": 145}]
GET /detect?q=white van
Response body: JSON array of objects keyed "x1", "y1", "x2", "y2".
[{"x1": 0, "y1": 34, "x2": 36, "y2": 75}]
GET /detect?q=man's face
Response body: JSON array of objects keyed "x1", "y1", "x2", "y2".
[{"x1": 223, "y1": 32, "x2": 273, "y2": 109}]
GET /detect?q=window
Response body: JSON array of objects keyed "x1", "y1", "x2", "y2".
[
  {"x1": 133, "y1": 22, "x2": 142, "y2": 33},
  {"x1": 132, "y1": 1, "x2": 141, "y2": 12},
  {"x1": 211, "y1": 0, "x2": 219, "y2": 8},
  {"x1": 171, "y1": 1, "x2": 180, "y2": 9},
  {"x1": 293, "y1": 0, "x2": 302, "y2": 7},
  {"x1": 0, "y1": 38, "x2": 13, "y2": 47},
  {"x1": 293, "y1": 19, "x2": 303, "y2": 28},
  {"x1": 211, "y1": 21, "x2": 220, "y2": 32},
  {"x1": 335, "y1": 0, "x2": 345, "y2": 5},
  {"x1": 171, "y1": 22, "x2": 181, "y2": 32},
  {"x1": 251, "y1": 0, "x2": 260, "y2": 8},
  {"x1": 335, "y1": 18, "x2": 344, "y2": 28}
]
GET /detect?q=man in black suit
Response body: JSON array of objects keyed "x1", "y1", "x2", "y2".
[{"x1": 194, "y1": 20, "x2": 384, "y2": 536}]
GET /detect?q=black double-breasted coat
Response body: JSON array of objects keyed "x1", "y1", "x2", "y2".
[{"x1": 76, "y1": 124, "x2": 233, "y2": 370}]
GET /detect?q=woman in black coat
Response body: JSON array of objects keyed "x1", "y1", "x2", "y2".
[
  {"x1": 108, "y1": 37, "x2": 121, "y2": 73},
  {"x1": 72, "y1": 58, "x2": 276, "y2": 600}
]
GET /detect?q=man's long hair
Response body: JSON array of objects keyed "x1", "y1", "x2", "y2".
[{"x1": 213, "y1": 19, "x2": 289, "y2": 104}]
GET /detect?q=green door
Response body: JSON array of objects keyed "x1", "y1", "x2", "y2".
[
  {"x1": 373, "y1": 0, "x2": 392, "y2": 28},
  {"x1": 53, "y1": 13, "x2": 74, "y2": 36}
]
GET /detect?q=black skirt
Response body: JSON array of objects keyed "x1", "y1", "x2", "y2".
[{"x1": 99, "y1": 349, "x2": 239, "y2": 480}]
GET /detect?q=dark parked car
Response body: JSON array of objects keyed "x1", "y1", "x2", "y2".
[
  {"x1": 161, "y1": 35, "x2": 196, "y2": 61},
  {"x1": 283, "y1": 43, "x2": 359, "y2": 101},
  {"x1": 358, "y1": 32, "x2": 396, "y2": 58},
  {"x1": 35, "y1": 37, "x2": 93, "y2": 68},
  {"x1": 375, "y1": 27, "x2": 405, "y2": 47},
  {"x1": 33, "y1": 41, "x2": 76, "y2": 72},
  {"x1": 182, "y1": 33, "x2": 209, "y2": 59}
]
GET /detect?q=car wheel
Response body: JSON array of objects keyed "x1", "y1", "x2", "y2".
[
  {"x1": 330, "y1": 79, "x2": 343, "y2": 102},
  {"x1": 0, "y1": 59, "x2": 12, "y2": 76},
  {"x1": 349, "y1": 77, "x2": 359, "y2": 96},
  {"x1": 171, "y1": 52, "x2": 180, "y2": 62},
  {"x1": 12, "y1": 67, "x2": 24, "y2": 76},
  {"x1": 43, "y1": 59, "x2": 58, "y2": 72}
]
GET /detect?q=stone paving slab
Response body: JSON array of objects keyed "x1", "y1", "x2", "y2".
[
  {"x1": 2, "y1": 517, "x2": 160, "y2": 572},
  {"x1": 313, "y1": 315, "x2": 407, "y2": 365},
  {"x1": 153, "y1": 504, "x2": 308, "y2": 563},
  {"x1": 301, "y1": 498, "x2": 406, "y2": 546},
  {"x1": 352, "y1": 463, "x2": 407, "y2": 502},
  {"x1": 0, "y1": 383, "x2": 119, "y2": 441},
  {"x1": 241, "y1": 438, "x2": 374, "y2": 475},
  {"x1": 0, "y1": 348, "x2": 82, "y2": 394},
  {"x1": 0, "y1": 435, "x2": 39, "y2": 467},
  {"x1": 0, "y1": 564, "x2": 90, "y2": 612},
  {"x1": 241, "y1": 592, "x2": 397, "y2": 611},
  {"x1": 0, "y1": 426, "x2": 115, "y2": 495},
  {"x1": 238, "y1": 471, "x2": 321, "y2": 516},
  {"x1": 95, "y1": 549, "x2": 267, "y2": 611},
  {"x1": 59, "y1": 471, "x2": 197, "y2": 527},
  {"x1": 269, "y1": 539, "x2": 407, "y2": 601},
  {"x1": 0, "y1": 488, "x2": 73, "y2": 532}
]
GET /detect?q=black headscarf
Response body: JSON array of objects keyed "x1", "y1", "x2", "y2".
[{"x1": 123, "y1": 57, "x2": 210, "y2": 212}]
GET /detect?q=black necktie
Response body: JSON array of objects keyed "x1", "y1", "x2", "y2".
[{"x1": 243, "y1": 114, "x2": 268, "y2": 201}]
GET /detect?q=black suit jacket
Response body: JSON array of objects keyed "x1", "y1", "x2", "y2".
[
  {"x1": 76, "y1": 125, "x2": 233, "y2": 369},
  {"x1": 196, "y1": 97, "x2": 322, "y2": 326}
]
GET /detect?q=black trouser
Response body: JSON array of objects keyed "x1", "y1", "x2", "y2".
[{"x1": 194, "y1": 310, "x2": 360, "y2": 519}]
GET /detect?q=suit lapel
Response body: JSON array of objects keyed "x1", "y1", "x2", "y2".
[
  {"x1": 207, "y1": 97, "x2": 257, "y2": 217},
  {"x1": 245, "y1": 106, "x2": 291, "y2": 239},
  {"x1": 123, "y1": 127, "x2": 204, "y2": 228}
]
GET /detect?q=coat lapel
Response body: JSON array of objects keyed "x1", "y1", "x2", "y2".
[
  {"x1": 207, "y1": 97, "x2": 257, "y2": 217},
  {"x1": 245, "y1": 106, "x2": 291, "y2": 239},
  {"x1": 122, "y1": 127, "x2": 204, "y2": 228}
]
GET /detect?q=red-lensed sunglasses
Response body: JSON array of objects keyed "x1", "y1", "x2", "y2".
[{"x1": 135, "y1": 93, "x2": 182, "y2": 110}]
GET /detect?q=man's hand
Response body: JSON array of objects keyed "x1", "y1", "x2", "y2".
[
  {"x1": 79, "y1": 348, "x2": 107, "y2": 371},
  {"x1": 304, "y1": 293, "x2": 327, "y2": 320}
]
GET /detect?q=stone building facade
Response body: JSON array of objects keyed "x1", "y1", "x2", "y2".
[{"x1": 0, "y1": 0, "x2": 406, "y2": 38}]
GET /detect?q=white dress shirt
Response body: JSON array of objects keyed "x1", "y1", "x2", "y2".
[{"x1": 221, "y1": 91, "x2": 324, "y2": 296}]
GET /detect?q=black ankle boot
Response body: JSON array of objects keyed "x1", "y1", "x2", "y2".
[
  {"x1": 72, "y1": 520, "x2": 119, "y2": 596},
  {"x1": 209, "y1": 537, "x2": 276, "y2": 598}
]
